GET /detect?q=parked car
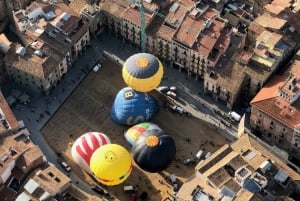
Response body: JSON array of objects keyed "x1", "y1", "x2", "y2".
[
  {"x1": 183, "y1": 158, "x2": 196, "y2": 165},
  {"x1": 93, "y1": 64, "x2": 102, "y2": 72},
  {"x1": 124, "y1": 185, "x2": 138, "y2": 193},
  {"x1": 91, "y1": 185, "x2": 105, "y2": 195},
  {"x1": 57, "y1": 158, "x2": 71, "y2": 172},
  {"x1": 166, "y1": 91, "x2": 177, "y2": 98},
  {"x1": 169, "y1": 86, "x2": 177, "y2": 92},
  {"x1": 170, "y1": 105, "x2": 184, "y2": 114},
  {"x1": 157, "y1": 86, "x2": 169, "y2": 93}
]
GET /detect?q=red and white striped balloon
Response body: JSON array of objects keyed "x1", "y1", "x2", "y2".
[{"x1": 71, "y1": 132, "x2": 111, "y2": 173}]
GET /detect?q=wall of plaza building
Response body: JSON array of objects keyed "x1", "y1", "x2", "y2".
[
  {"x1": 101, "y1": 11, "x2": 213, "y2": 79},
  {"x1": 249, "y1": 106, "x2": 297, "y2": 153}
]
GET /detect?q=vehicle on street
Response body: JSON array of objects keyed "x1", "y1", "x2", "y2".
[
  {"x1": 157, "y1": 86, "x2": 169, "y2": 93},
  {"x1": 228, "y1": 111, "x2": 241, "y2": 122},
  {"x1": 195, "y1": 149, "x2": 204, "y2": 160},
  {"x1": 169, "y1": 86, "x2": 177, "y2": 92},
  {"x1": 166, "y1": 91, "x2": 177, "y2": 98},
  {"x1": 204, "y1": 152, "x2": 212, "y2": 159},
  {"x1": 91, "y1": 185, "x2": 105, "y2": 195},
  {"x1": 93, "y1": 64, "x2": 102, "y2": 72},
  {"x1": 57, "y1": 158, "x2": 71, "y2": 172},
  {"x1": 124, "y1": 185, "x2": 138, "y2": 193},
  {"x1": 170, "y1": 105, "x2": 184, "y2": 114},
  {"x1": 183, "y1": 158, "x2": 196, "y2": 165}
]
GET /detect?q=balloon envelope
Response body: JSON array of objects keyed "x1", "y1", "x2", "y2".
[
  {"x1": 90, "y1": 144, "x2": 132, "y2": 186},
  {"x1": 71, "y1": 132, "x2": 110, "y2": 173},
  {"x1": 110, "y1": 87, "x2": 159, "y2": 125},
  {"x1": 132, "y1": 130, "x2": 176, "y2": 173},
  {"x1": 122, "y1": 53, "x2": 164, "y2": 92},
  {"x1": 124, "y1": 122, "x2": 161, "y2": 146}
]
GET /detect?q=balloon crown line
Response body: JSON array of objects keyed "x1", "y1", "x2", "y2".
[
  {"x1": 145, "y1": 135, "x2": 159, "y2": 147},
  {"x1": 135, "y1": 57, "x2": 149, "y2": 68}
]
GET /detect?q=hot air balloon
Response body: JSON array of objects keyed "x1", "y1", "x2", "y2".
[
  {"x1": 90, "y1": 144, "x2": 132, "y2": 186},
  {"x1": 71, "y1": 132, "x2": 110, "y2": 173},
  {"x1": 124, "y1": 122, "x2": 161, "y2": 146},
  {"x1": 110, "y1": 87, "x2": 159, "y2": 125},
  {"x1": 132, "y1": 130, "x2": 176, "y2": 173},
  {"x1": 122, "y1": 53, "x2": 164, "y2": 92}
]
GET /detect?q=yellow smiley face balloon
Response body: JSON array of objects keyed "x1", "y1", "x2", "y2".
[{"x1": 90, "y1": 144, "x2": 132, "y2": 186}]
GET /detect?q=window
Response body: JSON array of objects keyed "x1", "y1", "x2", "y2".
[
  {"x1": 268, "y1": 133, "x2": 272, "y2": 138},
  {"x1": 48, "y1": 172, "x2": 54, "y2": 177},
  {"x1": 54, "y1": 177, "x2": 61, "y2": 183}
]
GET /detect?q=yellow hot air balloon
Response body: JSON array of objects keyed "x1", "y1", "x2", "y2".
[
  {"x1": 122, "y1": 53, "x2": 164, "y2": 92},
  {"x1": 90, "y1": 144, "x2": 132, "y2": 186}
]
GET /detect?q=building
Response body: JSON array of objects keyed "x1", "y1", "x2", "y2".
[
  {"x1": 250, "y1": 50, "x2": 300, "y2": 155},
  {"x1": 12, "y1": 1, "x2": 90, "y2": 62},
  {"x1": 176, "y1": 134, "x2": 300, "y2": 201},
  {"x1": 6, "y1": 0, "x2": 90, "y2": 92},
  {"x1": 0, "y1": 90, "x2": 19, "y2": 133},
  {"x1": 16, "y1": 164, "x2": 71, "y2": 200},
  {"x1": 0, "y1": 129, "x2": 46, "y2": 201},
  {"x1": 4, "y1": 41, "x2": 67, "y2": 93}
]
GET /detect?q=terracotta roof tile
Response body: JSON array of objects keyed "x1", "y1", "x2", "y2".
[
  {"x1": 251, "y1": 75, "x2": 300, "y2": 128},
  {"x1": 123, "y1": 5, "x2": 153, "y2": 27},
  {"x1": 69, "y1": 0, "x2": 87, "y2": 14},
  {"x1": 100, "y1": 0, "x2": 130, "y2": 19},
  {"x1": 165, "y1": 2, "x2": 187, "y2": 28},
  {"x1": 174, "y1": 14, "x2": 204, "y2": 47},
  {"x1": 250, "y1": 75, "x2": 286, "y2": 103},
  {"x1": 0, "y1": 90, "x2": 19, "y2": 132},
  {"x1": 157, "y1": 24, "x2": 175, "y2": 40},
  {"x1": 254, "y1": 14, "x2": 286, "y2": 30}
]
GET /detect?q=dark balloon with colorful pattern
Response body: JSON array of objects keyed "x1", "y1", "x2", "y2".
[{"x1": 131, "y1": 130, "x2": 176, "y2": 173}]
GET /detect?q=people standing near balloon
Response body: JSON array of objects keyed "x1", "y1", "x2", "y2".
[
  {"x1": 90, "y1": 144, "x2": 132, "y2": 186},
  {"x1": 71, "y1": 132, "x2": 110, "y2": 173},
  {"x1": 122, "y1": 53, "x2": 164, "y2": 93}
]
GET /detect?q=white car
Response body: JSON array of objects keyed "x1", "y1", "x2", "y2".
[
  {"x1": 167, "y1": 91, "x2": 177, "y2": 98},
  {"x1": 170, "y1": 105, "x2": 183, "y2": 114},
  {"x1": 57, "y1": 158, "x2": 71, "y2": 172},
  {"x1": 169, "y1": 86, "x2": 177, "y2": 92},
  {"x1": 157, "y1": 86, "x2": 169, "y2": 93},
  {"x1": 93, "y1": 64, "x2": 102, "y2": 72}
]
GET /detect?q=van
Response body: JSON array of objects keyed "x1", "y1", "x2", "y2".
[
  {"x1": 124, "y1": 185, "x2": 137, "y2": 193},
  {"x1": 228, "y1": 111, "x2": 241, "y2": 122}
]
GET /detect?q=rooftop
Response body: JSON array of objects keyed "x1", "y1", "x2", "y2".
[
  {"x1": 0, "y1": 90, "x2": 19, "y2": 133},
  {"x1": 177, "y1": 134, "x2": 300, "y2": 201},
  {"x1": 100, "y1": 0, "x2": 130, "y2": 19},
  {"x1": 254, "y1": 13, "x2": 286, "y2": 30},
  {"x1": 264, "y1": 0, "x2": 292, "y2": 16},
  {"x1": 251, "y1": 72, "x2": 300, "y2": 128},
  {"x1": 256, "y1": 31, "x2": 282, "y2": 48},
  {"x1": 122, "y1": 4, "x2": 154, "y2": 27},
  {"x1": 4, "y1": 43, "x2": 63, "y2": 80}
]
